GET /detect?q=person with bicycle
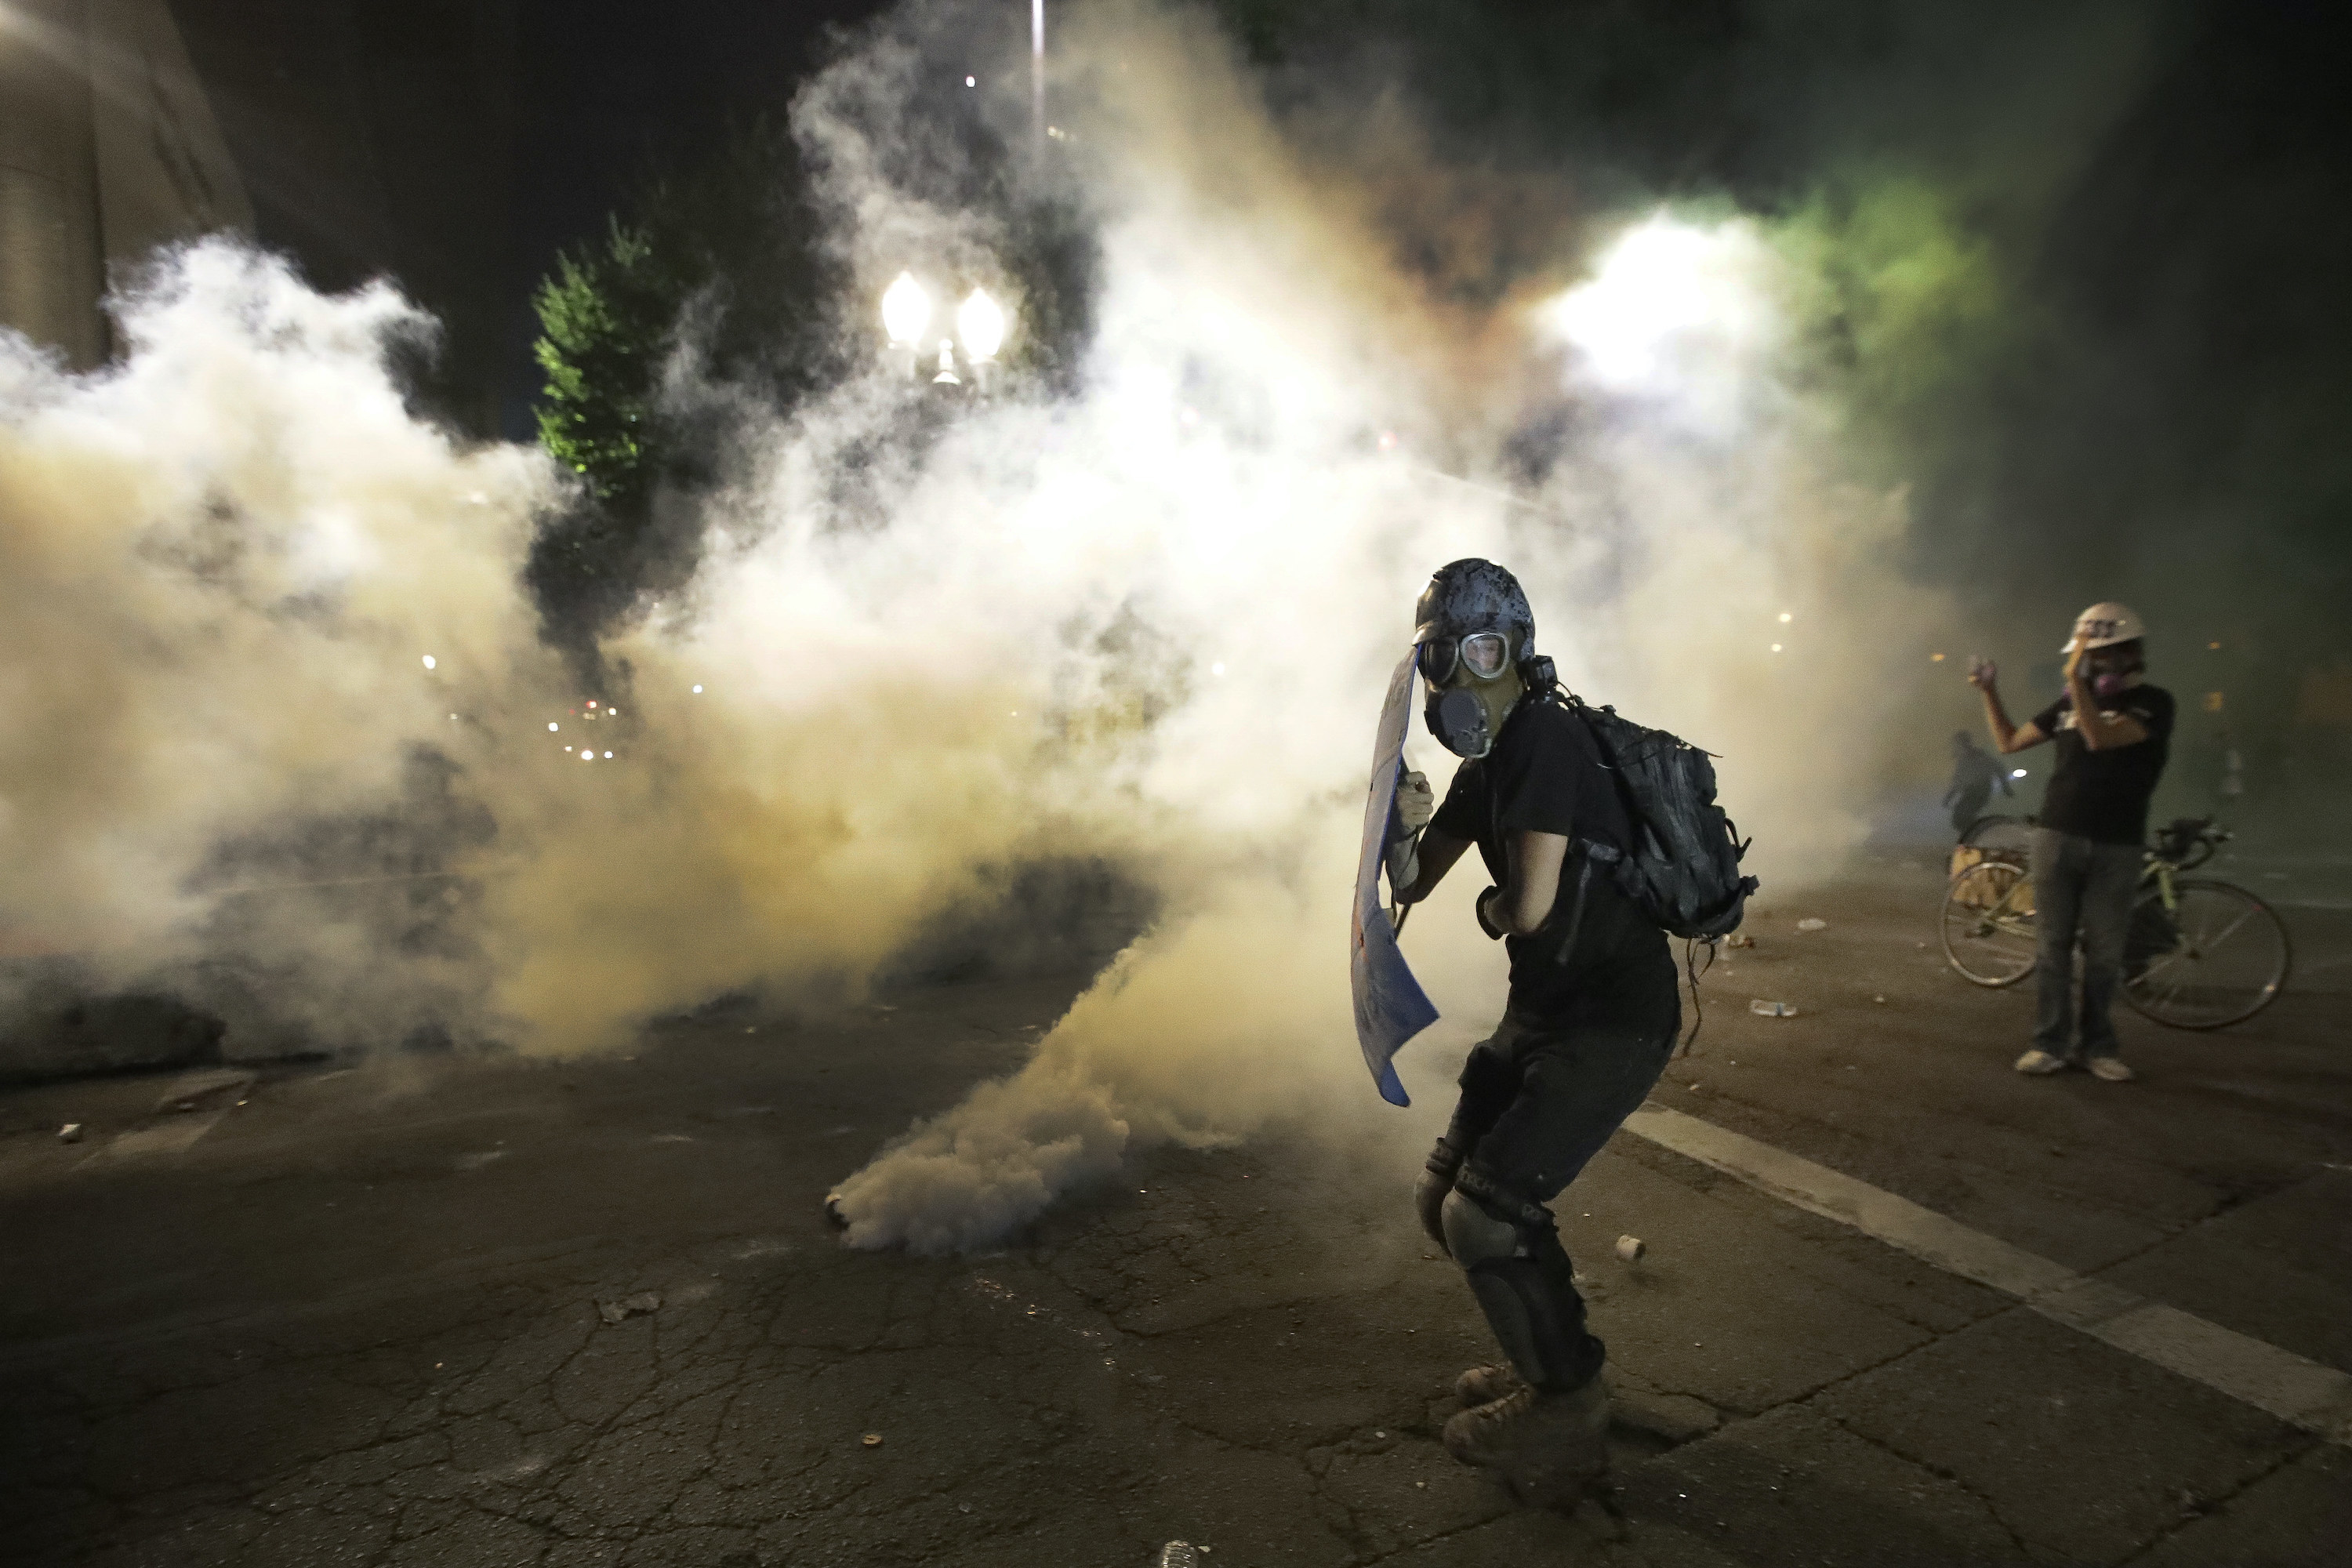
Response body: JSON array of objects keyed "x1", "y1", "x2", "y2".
[{"x1": 1969, "y1": 603, "x2": 2176, "y2": 1081}]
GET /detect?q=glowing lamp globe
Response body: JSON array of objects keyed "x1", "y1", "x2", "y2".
[
  {"x1": 956, "y1": 289, "x2": 1007, "y2": 361},
  {"x1": 881, "y1": 273, "x2": 931, "y2": 346}
]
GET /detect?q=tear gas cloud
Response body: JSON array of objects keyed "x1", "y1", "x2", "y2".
[{"x1": 3, "y1": 2, "x2": 1954, "y2": 1247}]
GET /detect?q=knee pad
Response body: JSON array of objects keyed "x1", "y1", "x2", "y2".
[{"x1": 1440, "y1": 1182, "x2": 1597, "y2": 1392}]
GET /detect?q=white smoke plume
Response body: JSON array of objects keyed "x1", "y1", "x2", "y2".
[{"x1": 0, "y1": 2, "x2": 1948, "y2": 1247}]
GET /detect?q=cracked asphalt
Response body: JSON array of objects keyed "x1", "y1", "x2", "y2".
[{"x1": 2, "y1": 862, "x2": 2348, "y2": 1566}]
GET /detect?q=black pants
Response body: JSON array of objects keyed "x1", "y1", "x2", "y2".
[{"x1": 1443, "y1": 975, "x2": 1680, "y2": 1388}]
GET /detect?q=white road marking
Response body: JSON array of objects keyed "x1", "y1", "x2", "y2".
[
  {"x1": 1624, "y1": 1105, "x2": 2352, "y2": 1446},
  {"x1": 80, "y1": 1112, "x2": 226, "y2": 1166}
]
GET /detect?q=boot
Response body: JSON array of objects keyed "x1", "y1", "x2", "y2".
[
  {"x1": 1440, "y1": 1377, "x2": 1610, "y2": 1508},
  {"x1": 1453, "y1": 1363, "x2": 1523, "y2": 1407}
]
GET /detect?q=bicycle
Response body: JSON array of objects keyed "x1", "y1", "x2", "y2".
[{"x1": 1940, "y1": 816, "x2": 2292, "y2": 1029}]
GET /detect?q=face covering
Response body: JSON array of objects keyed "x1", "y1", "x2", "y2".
[
  {"x1": 2085, "y1": 656, "x2": 2140, "y2": 702},
  {"x1": 1421, "y1": 634, "x2": 1525, "y2": 759}
]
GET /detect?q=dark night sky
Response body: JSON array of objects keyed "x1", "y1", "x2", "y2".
[
  {"x1": 511, "y1": 0, "x2": 891, "y2": 275},
  {"x1": 502, "y1": 0, "x2": 898, "y2": 431}
]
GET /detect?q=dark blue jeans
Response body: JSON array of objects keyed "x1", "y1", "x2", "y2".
[{"x1": 2030, "y1": 827, "x2": 2143, "y2": 1061}]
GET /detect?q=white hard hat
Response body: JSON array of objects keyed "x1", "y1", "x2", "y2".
[{"x1": 2061, "y1": 601, "x2": 2146, "y2": 652}]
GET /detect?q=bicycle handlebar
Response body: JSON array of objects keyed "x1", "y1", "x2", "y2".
[{"x1": 2151, "y1": 816, "x2": 2230, "y2": 869}]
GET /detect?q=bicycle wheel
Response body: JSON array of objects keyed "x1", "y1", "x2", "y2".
[
  {"x1": 1942, "y1": 859, "x2": 2038, "y2": 987},
  {"x1": 2122, "y1": 878, "x2": 2292, "y2": 1029}
]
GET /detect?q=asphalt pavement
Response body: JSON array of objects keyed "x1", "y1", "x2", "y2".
[{"x1": 2, "y1": 860, "x2": 2347, "y2": 1567}]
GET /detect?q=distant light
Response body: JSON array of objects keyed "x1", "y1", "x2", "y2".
[
  {"x1": 564, "y1": 746, "x2": 572, "y2": 752},
  {"x1": 2209, "y1": 641, "x2": 2223, "y2": 651},
  {"x1": 449, "y1": 713, "x2": 458, "y2": 720},
  {"x1": 1777, "y1": 612, "x2": 1792, "y2": 624},
  {"x1": 691, "y1": 684, "x2": 704, "y2": 695},
  {"x1": 1211, "y1": 661, "x2": 1227, "y2": 677},
  {"x1": 882, "y1": 272, "x2": 931, "y2": 346},
  {"x1": 587, "y1": 699, "x2": 597, "y2": 709},
  {"x1": 965, "y1": 74, "x2": 976, "y2": 86},
  {"x1": 608, "y1": 710, "x2": 619, "y2": 717},
  {"x1": 548, "y1": 722, "x2": 559, "y2": 731},
  {"x1": 603, "y1": 751, "x2": 613, "y2": 759},
  {"x1": 1930, "y1": 652, "x2": 1946, "y2": 662},
  {"x1": 1550, "y1": 213, "x2": 1766, "y2": 388},
  {"x1": 580, "y1": 752, "x2": 593, "y2": 763},
  {"x1": 421, "y1": 654, "x2": 437, "y2": 670},
  {"x1": 1377, "y1": 430, "x2": 1397, "y2": 452},
  {"x1": 2012, "y1": 768, "x2": 2028, "y2": 779},
  {"x1": 956, "y1": 289, "x2": 1006, "y2": 361},
  {"x1": 1769, "y1": 644, "x2": 1783, "y2": 653}
]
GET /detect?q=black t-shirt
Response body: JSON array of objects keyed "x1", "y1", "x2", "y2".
[
  {"x1": 2030, "y1": 684, "x2": 2176, "y2": 846},
  {"x1": 1430, "y1": 697, "x2": 1671, "y2": 1020}
]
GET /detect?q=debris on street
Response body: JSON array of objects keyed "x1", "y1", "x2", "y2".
[
  {"x1": 1723, "y1": 933, "x2": 1756, "y2": 948},
  {"x1": 1749, "y1": 1000, "x2": 1798, "y2": 1017},
  {"x1": 862, "y1": 1432, "x2": 884, "y2": 1448},
  {"x1": 597, "y1": 1291, "x2": 662, "y2": 1325},
  {"x1": 57, "y1": 1123, "x2": 83, "y2": 1144},
  {"x1": 1616, "y1": 1235, "x2": 1646, "y2": 1262},
  {"x1": 1157, "y1": 1544, "x2": 1200, "y2": 1568},
  {"x1": 1796, "y1": 917, "x2": 1828, "y2": 931}
]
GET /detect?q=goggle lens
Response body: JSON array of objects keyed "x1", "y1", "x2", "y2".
[
  {"x1": 1461, "y1": 632, "x2": 1509, "y2": 680},
  {"x1": 1417, "y1": 631, "x2": 1511, "y2": 684}
]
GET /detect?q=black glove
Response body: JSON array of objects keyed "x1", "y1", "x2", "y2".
[{"x1": 1475, "y1": 886, "x2": 1507, "y2": 940}]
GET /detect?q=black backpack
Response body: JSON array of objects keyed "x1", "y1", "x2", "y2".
[{"x1": 1555, "y1": 690, "x2": 1757, "y2": 942}]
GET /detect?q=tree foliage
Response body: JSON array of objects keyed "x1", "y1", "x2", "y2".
[{"x1": 531, "y1": 221, "x2": 670, "y2": 511}]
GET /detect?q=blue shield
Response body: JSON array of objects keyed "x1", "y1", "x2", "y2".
[{"x1": 1351, "y1": 648, "x2": 1439, "y2": 1106}]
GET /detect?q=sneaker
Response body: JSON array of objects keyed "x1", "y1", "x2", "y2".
[
  {"x1": 1441, "y1": 1378, "x2": 1610, "y2": 1507},
  {"x1": 2013, "y1": 1049, "x2": 2070, "y2": 1075},
  {"x1": 1454, "y1": 1363, "x2": 1523, "y2": 1407},
  {"x1": 2086, "y1": 1057, "x2": 2136, "y2": 1083}
]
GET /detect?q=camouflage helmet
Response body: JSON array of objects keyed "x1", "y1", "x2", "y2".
[{"x1": 1414, "y1": 558, "x2": 1535, "y2": 658}]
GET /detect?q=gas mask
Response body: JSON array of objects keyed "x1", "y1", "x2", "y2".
[
  {"x1": 1418, "y1": 630, "x2": 1525, "y2": 760},
  {"x1": 2084, "y1": 652, "x2": 2141, "y2": 704}
]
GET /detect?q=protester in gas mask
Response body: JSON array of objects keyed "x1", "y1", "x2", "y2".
[
  {"x1": 1382, "y1": 559, "x2": 1679, "y2": 1505},
  {"x1": 1969, "y1": 602, "x2": 2175, "y2": 1082}
]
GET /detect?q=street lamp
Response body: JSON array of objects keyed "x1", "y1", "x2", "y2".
[{"x1": 883, "y1": 273, "x2": 1011, "y2": 396}]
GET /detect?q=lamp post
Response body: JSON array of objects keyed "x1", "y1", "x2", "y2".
[{"x1": 880, "y1": 274, "x2": 1007, "y2": 397}]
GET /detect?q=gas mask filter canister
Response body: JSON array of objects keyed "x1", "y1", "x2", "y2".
[{"x1": 1420, "y1": 631, "x2": 1523, "y2": 760}]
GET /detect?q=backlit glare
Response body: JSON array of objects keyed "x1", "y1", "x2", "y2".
[
  {"x1": 882, "y1": 273, "x2": 931, "y2": 346},
  {"x1": 421, "y1": 654, "x2": 436, "y2": 670},
  {"x1": 548, "y1": 722, "x2": 558, "y2": 731},
  {"x1": 1550, "y1": 214, "x2": 1772, "y2": 391}
]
